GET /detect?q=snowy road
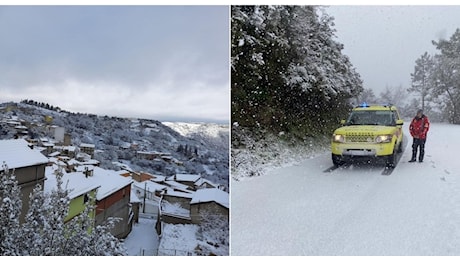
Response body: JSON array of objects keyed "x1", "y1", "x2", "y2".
[
  {"x1": 231, "y1": 123, "x2": 460, "y2": 255},
  {"x1": 123, "y1": 215, "x2": 159, "y2": 256}
]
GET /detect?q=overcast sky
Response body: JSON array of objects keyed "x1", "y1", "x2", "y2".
[
  {"x1": 326, "y1": 5, "x2": 460, "y2": 96},
  {"x1": 0, "y1": 6, "x2": 229, "y2": 123}
]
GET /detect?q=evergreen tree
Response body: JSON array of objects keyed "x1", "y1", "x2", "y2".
[
  {"x1": 0, "y1": 163, "x2": 22, "y2": 256},
  {"x1": 430, "y1": 28, "x2": 460, "y2": 124},
  {"x1": 409, "y1": 52, "x2": 435, "y2": 111},
  {"x1": 0, "y1": 165, "x2": 127, "y2": 256},
  {"x1": 231, "y1": 5, "x2": 363, "y2": 139}
]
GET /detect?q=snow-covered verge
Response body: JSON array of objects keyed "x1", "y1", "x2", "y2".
[
  {"x1": 231, "y1": 124, "x2": 330, "y2": 181},
  {"x1": 231, "y1": 123, "x2": 460, "y2": 255},
  {"x1": 158, "y1": 224, "x2": 200, "y2": 256}
]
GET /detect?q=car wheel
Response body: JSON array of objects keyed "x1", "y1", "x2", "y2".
[
  {"x1": 386, "y1": 150, "x2": 396, "y2": 168},
  {"x1": 397, "y1": 141, "x2": 403, "y2": 153},
  {"x1": 332, "y1": 154, "x2": 344, "y2": 167}
]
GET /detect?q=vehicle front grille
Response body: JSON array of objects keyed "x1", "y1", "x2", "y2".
[{"x1": 345, "y1": 133, "x2": 374, "y2": 143}]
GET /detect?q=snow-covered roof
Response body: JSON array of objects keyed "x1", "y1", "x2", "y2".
[
  {"x1": 150, "y1": 174, "x2": 166, "y2": 183},
  {"x1": 194, "y1": 178, "x2": 217, "y2": 188},
  {"x1": 76, "y1": 165, "x2": 95, "y2": 172},
  {"x1": 79, "y1": 159, "x2": 100, "y2": 166},
  {"x1": 167, "y1": 173, "x2": 201, "y2": 182},
  {"x1": 80, "y1": 143, "x2": 95, "y2": 148},
  {"x1": 63, "y1": 146, "x2": 77, "y2": 152},
  {"x1": 164, "y1": 180, "x2": 193, "y2": 193},
  {"x1": 45, "y1": 166, "x2": 101, "y2": 200},
  {"x1": 191, "y1": 188, "x2": 229, "y2": 209},
  {"x1": 132, "y1": 180, "x2": 168, "y2": 192},
  {"x1": 161, "y1": 201, "x2": 190, "y2": 217},
  {"x1": 82, "y1": 167, "x2": 133, "y2": 201},
  {"x1": 164, "y1": 190, "x2": 194, "y2": 199},
  {"x1": 0, "y1": 139, "x2": 49, "y2": 170},
  {"x1": 48, "y1": 151, "x2": 61, "y2": 157},
  {"x1": 130, "y1": 188, "x2": 141, "y2": 203}
]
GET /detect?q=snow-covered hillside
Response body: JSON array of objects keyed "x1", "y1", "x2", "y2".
[
  {"x1": 0, "y1": 102, "x2": 229, "y2": 189},
  {"x1": 162, "y1": 122, "x2": 229, "y2": 152},
  {"x1": 231, "y1": 123, "x2": 460, "y2": 255}
]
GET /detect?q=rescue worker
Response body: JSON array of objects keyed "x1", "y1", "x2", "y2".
[{"x1": 409, "y1": 109, "x2": 430, "y2": 162}]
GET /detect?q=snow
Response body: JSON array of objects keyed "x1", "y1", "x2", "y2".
[
  {"x1": 45, "y1": 166, "x2": 101, "y2": 199},
  {"x1": 132, "y1": 180, "x2": 168, "y2": 193},
  {"x1": 122, "y1": 216, "x2": 159, "y2": 256},
  {"x1": 158, "y1": 223, "x2": 199, "y2": 256},
  {"x1": 130, "y1": 189, "x2": 141, "y2": 203},
  {"x1": 231, "y1": 123, "x2": 460, "y2": 255},
  {"x1": 80, "y1": 143, "x2": 95, "y2": 148},
  {"x1": 166, "y1": 173, "x2": 201, "y2": 182},
  {"x1": 164, "y1": 180, "x2": 193, "y2": 193},
  {"x1": 191, "y1": 188, "x2": 229, "y2": 209},
  {"x1": 161, "y1": 201, "x2": 190, "y2": 218},
  {"x1": 0, "y1": 139, "x2": 49, "y2": 169},
  {"x1": 46, "y1": 165, "x2": 132, "y2": 201},
  {"x1": 164, "y1": 190, "x2": 194, "y2": 199},
  {"x1": 89, "y1": 167, "x2": 133, "y2": 200}
]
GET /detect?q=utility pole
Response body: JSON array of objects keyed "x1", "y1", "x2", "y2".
[{"x1": 143, "y1": 182, "x2": 147, "y2": 213}]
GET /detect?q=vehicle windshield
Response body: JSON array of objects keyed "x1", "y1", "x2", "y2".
[{"x1": 346, "y1": 110, "x2": 396, "y2": 126}]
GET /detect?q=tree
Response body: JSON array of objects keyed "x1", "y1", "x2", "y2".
[
  {"x1": 409, "y1": 52, "x2": 435, "y2": 111},
  {"x1": 0, "y1": 163, "x2": 22, "y2": 256},
  {"x1": 231, "y1": 6, "x2": 363, "y2": 139},
  {"x1": 197, "y1": 211, "x2": 229, "y2": 256},
  {"x1": 356, "y1": 88, "x2": 378, "y2": 105},
  {"x1": 0, "y1": 164, "x2": 127, "y2": 256},
  {"x1": 378, "y1": 85, "x2": 408, "y2": 109},
  {"x1": 431, "y1": 29, "x2": 460, "y2": 124}
]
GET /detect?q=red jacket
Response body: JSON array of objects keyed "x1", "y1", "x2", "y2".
[{"x1": 409, "y1": 115, "x2": 430, "y2": 139}]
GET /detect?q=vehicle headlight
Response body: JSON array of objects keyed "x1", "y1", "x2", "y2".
[
  {"x1": 375, "y1": 135, "x2": 392, "y2": 143},
  {"x1": 332, "y1": 134, "x2": 345, "y2": 143}
]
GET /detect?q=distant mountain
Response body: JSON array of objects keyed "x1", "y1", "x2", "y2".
[{"x1": 0, "y1": 101, "x2": 229, "y2": 189}]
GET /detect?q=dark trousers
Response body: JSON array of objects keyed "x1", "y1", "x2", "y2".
[{"x1": 411, "y1": 138, "x2": 426, "y2": 161}]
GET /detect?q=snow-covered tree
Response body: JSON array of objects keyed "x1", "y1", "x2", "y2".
[
  {"x1": 430, "y1": 29, "x2": 460, "y2": 124},
  {"x1": 0, "y1": 164, "x2": 127, "y2": 256},
  {"x1": 410, "y1": 52, "x2": 435, "y2": 111},
  {"x1": 231, "y1": 5, "x2": 362, "y2": 139},
  {"x1": 0, "y1": 163, "x2": 22, "y2": 256},
  {"x1": 197, "y1": 211, "x2": 229, "y2": 256}
]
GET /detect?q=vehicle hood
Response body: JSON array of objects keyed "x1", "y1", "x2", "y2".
[{"x1": 334, "y1": 125, "x2": 396, "y2": 135}]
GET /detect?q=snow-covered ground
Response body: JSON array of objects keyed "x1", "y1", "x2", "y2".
[
  {"x1": 122, "y1": 215, "x2": 159, "y2": 256},
  {"x1": 158, "y1": 223, "x2": 200, "y2": 256},
  {"x1": 231, "y1": 123, "x2": 460, "y2": 255}
]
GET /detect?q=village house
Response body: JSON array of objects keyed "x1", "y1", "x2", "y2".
[
  {"x1": 79, "y1": 143, "x2": 95, "y2": 158},
  {"x1": 87, "y1": 167, "x2": 134, "y2": 238},
  {"x1": 190, "y1": 188, "x2": 229, "y2": 224},
  {"x1": 132, "y1": 180, "x2": 168, "y2": 215},
  {"x1": 44, "y1": 165, "x2": 100, "y2": 223},
  {"x1": 159, "y1": 190, "x2": 195, "y2": 225},
  {"x1": 0, "y1": 139, "x2": 49, "y2": 222},
  {"x1": 166, "y1": 174, "x2": 201, "y2": 189}
]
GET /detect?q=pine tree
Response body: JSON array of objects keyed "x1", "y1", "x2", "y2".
[
  {"x1": 19, "y1": 184, "x2": 49, "y2": 255},
  {"x1": 409, "y1": 52, "x2": 435, "y2": 111},
  {"x1": 0, "y1": 165, "x2": 128, "y2": 256},
  {"x1": 0, "y1": 163, "x2": 22, "y2": 256}
]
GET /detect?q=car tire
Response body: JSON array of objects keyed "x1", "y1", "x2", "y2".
[
  {"x1": 332, "y1": 154, "x2": 344, "y2": 167},
  {"x1": 397, "y1": 141, "x2": 403, "y2": 153},
  {"x1": 386, "y1": 150, "x2": 396, "y2": 168}
]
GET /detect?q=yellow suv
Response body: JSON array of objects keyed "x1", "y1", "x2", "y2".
[{"x1": 331, "y1": 103, "x2": 404, "y2": 168}]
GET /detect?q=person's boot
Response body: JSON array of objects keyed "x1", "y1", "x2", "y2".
[
  {"x1": 419, "y1": 152, "x2": 424, "y2": 162},
  {"x1": 409, "y1": 151, "x2": 417, "y2": 163}
]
